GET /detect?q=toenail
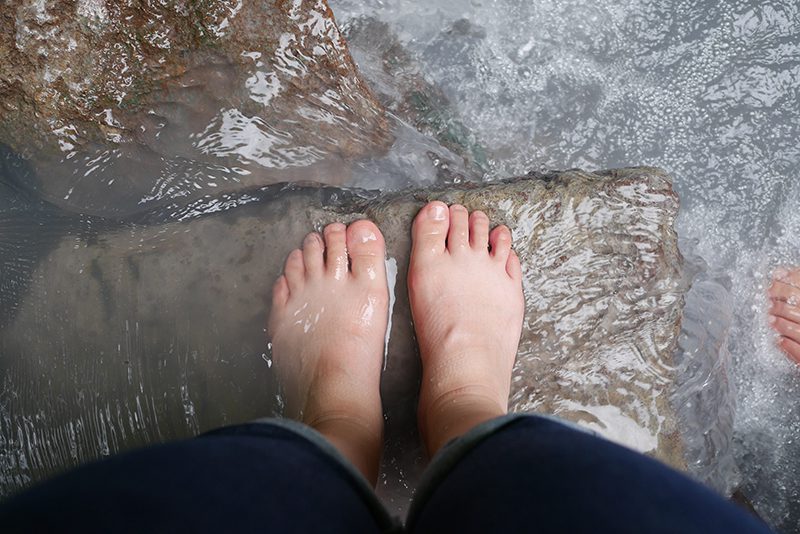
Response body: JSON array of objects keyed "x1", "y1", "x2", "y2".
[
  {"x1": 769, "y1": 315, "x2": 777, "y2": 324},
  {"x1": 355, "y1": 226, "x2": 378, "y2": 243},
  {"x1": 452, "y1": 204, "x2": 467, "y2": 212},
  {"x1": 429, "y1": 203, "x2": 447, "y2": 221},
  {"x1": 774, "y1": 268, "x2": 789, "y2": 280}
]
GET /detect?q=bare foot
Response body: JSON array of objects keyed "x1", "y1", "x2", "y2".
[
  {"x1": 768, "y1": 267, "x2": 800, "y2": 364},
  {"x1": 408, "y1": 202, "x2": 525, "y2": 456},
  {"x1": 268, "y1": 221, "x2": 389, "y2": 484}
]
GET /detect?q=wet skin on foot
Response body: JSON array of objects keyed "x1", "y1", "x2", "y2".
[
  {"x1": 408, "y1": 201, "x2": 525, "y2": 457},
  {"x1": 268, "y1": 220, "x2": 389, "y2": 485}
]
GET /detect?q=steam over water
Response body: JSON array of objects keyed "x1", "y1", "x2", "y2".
[{"x1": 332, "y1": 0, "x2": 800, "y2": 529}]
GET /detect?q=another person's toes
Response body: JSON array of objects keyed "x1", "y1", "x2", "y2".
[
  {"x1": 346, "y1": 220, "x2": 386, "y2": 282},
  {"x1": 489, "y1": 225, "x2": 512, "y2": 265},
  {"x1": 778, "y1": 337, "x2": 800, "y2": 363},
  {"x1": 302, "y1": 232, "x2": 325, "y2": 277},
  {"x1": 773, "y1": 267, "x2": 800, "y2": 287},
  {"x1": 411, "y1": 201, "x2": 449, "y2": 258},
  {"x1": 768, "y1": 279, "x2": 800, "y2": 304},
  {"x1": 770, "y1": 315, "x2": 800, "y2": 345},
  {"x1": 447, "y1": 204, "x2": 470, "y2": 252},
  {"x1": 284, "y1": 249, "x2": 305, "y2": 291},
  {"x1": 769, "y1": 300, "x2": 800, "y2": 324},
  {"x1": 469, "y1": 210, "x2": 490, "y2": 251},
  {"x1": 323, "y1": 223, "x2": 348, "y2": 279}
]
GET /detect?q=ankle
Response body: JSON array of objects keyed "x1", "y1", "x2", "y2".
[
  {"x1": 419, "y1": 386, "x2": 507, "y2": 457},
  {"x1": 307, "y1": 412, "x2": 383, "y2": 485}
]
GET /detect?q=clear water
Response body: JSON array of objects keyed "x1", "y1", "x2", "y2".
[
  {"x1": 330, "y1": 0, "x2": 800, "y2": 529},
  {"x1": 0, "y1": 0, "x2": 797, "y2": 530}
]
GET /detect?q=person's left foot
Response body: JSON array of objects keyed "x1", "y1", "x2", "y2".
[
  {"x1": 768, "y1": 267, "x2": 800, "y2": 363},
  {"x1": 268, "y1": 220, "x2": 389, "y2": 484}
]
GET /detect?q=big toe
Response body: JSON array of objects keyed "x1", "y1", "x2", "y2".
[
  {"x1": 347, "y1": 220, "x2": 387, "y2": 282},
  {"x1": 412, "y1": 201, "x2": 450, "y2": 259}
]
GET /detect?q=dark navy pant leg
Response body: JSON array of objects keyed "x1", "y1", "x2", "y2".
[
  {"x1": 408, "y1": 415, "x2": 773, "y2": 534},
  {"x1": 0, "y1": 420, "x2": 394, "y2": 533}
]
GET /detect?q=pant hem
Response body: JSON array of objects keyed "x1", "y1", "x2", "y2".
[
  {"x1": 406, "y1": 413, "x2": 595, "y2": 528},
  {"x1": 206, "y1": 418, "x2": 401, "y2": 532}
]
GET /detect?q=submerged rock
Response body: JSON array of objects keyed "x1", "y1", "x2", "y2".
[
  {"x1": 0, "y1": 167, "x2": 707, "y2": 506},
  {"x1": 0, "y1": 0, "x2": 391, "y2": 216}
]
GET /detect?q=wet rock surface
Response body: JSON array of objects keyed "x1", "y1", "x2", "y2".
[
  {"x1": 0, "y1": 0, "x2": 391, "y2": 216},
  {"x1": 0, "y1": 167, "x2": 702, "y2": 509}
]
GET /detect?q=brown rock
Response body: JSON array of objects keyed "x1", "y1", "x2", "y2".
[{"x1": 0, "y1": 0, "x2": 391, "y2": 215}]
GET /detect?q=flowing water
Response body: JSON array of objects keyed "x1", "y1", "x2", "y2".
[
  {"x1": 0, "y1": 0, "x2": 798, "y2": 530},
  {"x1": 330, "y1": 0, "x2": 800, "y2": 529}
]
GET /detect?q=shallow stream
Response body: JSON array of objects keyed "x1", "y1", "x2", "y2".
[
  {"x1": 330, "y1": 0, "x2": 800, "y2": 528},
  {"x1": 0, "y1": 0, "x2": 798, "y2": 530}
]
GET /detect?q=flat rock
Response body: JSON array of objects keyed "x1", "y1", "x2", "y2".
[{"x1": 0, "y1": 167, "x2": 688, "y2": 506}]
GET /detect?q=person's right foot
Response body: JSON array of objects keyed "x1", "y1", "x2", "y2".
[
  {"x1": 408, "y1": 201, "x2": 525, "y2": 456},
  {"x1": 268, "y1": 220, "x2": 389, "y2": 484},
  {"x1": 768, "y1": 267, "x2": 800, "y2": 363}
]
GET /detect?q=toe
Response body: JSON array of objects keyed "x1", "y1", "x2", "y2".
[
  {"x1": 770, "y1": 300, "x2": 800, "y2": 324},
  {"x1": 303, "y1": 232, "x2": 325, "y2": 277},
  {"x1": 447, "y1": 204, "x2": 470, "y2": 252},
  {"x1": 346, "y1": 220, "x2": 387, "y2": 282},
  {"x1": 489, "y1": 225, "x2": 512, "y2": 263},
  {"x1": 770, "y1": 315, "x2": 800, "y2": 345},
  {"x1": 778, "y1": 336, "x2": 800, "y2": 364},
  {"x1": 506, "y1": 249, "x2": 522, "y2": 280},
  {"x1": 323, "y1": 223, "x2": 348, "y2": 280},
  {"x1": 284, "y1": 249, "x2": 305, "y2": 291},
  {"x1": 768, "y1": 279, "x2": 800, "y2": 304},
  {"x1": 411, "y1": 201, "x2": 450, "y2": 258},
  {"x1": 469, "y1": 210, "x2": 490, "y2": 251},
  {"x1": 774, "y1": 267, "x2": 800, "y2": 287},
  {"x1": 271, "y1": 275, "x2": 290, "y2": 308}
]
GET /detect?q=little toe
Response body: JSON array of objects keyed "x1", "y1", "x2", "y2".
[
  {"x1": 447, "y1": 204, "x2": 470, "y2": 252},
  {"x1": 303, "y1": 232, "x2": 325, "y2": 277},
  {"x1": 323, "y1": 223, "x2": 349, "y2": 280},
  {"x1": 469, "y1": 210, "x2": 490, "y2": 251},
  {"x1": 489, "y1": 225, "x2": 512, "y2": 263},
  {"x1": 411, "y1": 201, "x2": 450, "y2": 258},
  {"x1": 272, "y1": 275, "x2": 290, "y2": 308},
  {"x1": 346, "y1": 220, "x2": 387, "y2": 282},
  {"x1": 284, "y1": 249, "x2": 305, "y2": 291},
  {"x1": 506, "y1": 249, "x2": 522, "y2": 280}
]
